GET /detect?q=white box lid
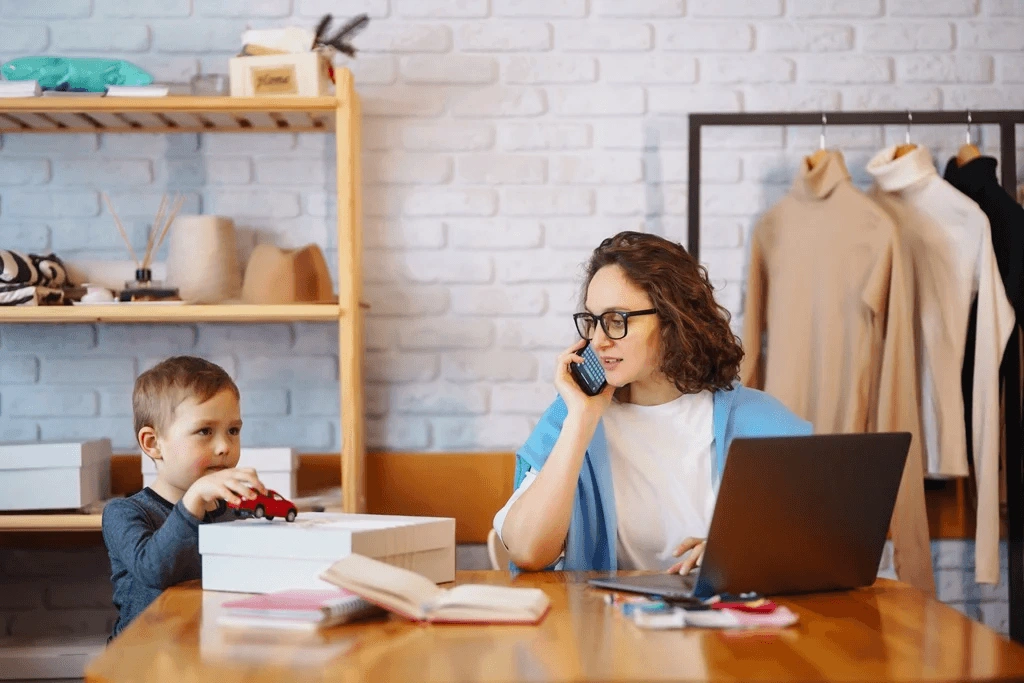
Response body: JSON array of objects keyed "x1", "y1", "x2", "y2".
[
  {"x1": 0, "y1": 439, "x2": 112, "y2": 470},
  {"x1": 141, "y1": 447, "x2": 297, "y2": 474},
  {"x1": 199, "y1": 512, "x2": 455, "y2": 561}
]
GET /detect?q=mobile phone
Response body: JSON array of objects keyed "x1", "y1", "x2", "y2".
[{"x1": 569, "y1": 342, "x2": 608, "y2": 396}]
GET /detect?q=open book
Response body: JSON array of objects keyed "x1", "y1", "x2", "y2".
[{"x1": 320, "y1": 554, "x2": 551, "y2": 625}]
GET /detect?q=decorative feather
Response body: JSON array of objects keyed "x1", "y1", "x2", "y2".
[{"x1": 314, "y1": 13, "x2": 370, "y2": 58}]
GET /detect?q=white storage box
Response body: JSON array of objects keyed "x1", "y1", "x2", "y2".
[
  {"x1": 0, "y1": 440, "x2": 112, "y2": 511},
  {"x1": 199, "y1": 512, "x2": 456, "y2": 594},
  {"x1": 142, "y1": 447, "x2": 297, "y2": 499},
  {"x1": 229, "y1": 51, "x2": 333, "y2": 97}
]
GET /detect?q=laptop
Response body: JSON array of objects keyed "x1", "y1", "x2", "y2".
[{"x1": 587, "y1": 432, "x2": 911, "y2": 600}]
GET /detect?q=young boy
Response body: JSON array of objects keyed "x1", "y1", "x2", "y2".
[{"x1": 102, "y1": 356, "x2": 265, "y2": 640}]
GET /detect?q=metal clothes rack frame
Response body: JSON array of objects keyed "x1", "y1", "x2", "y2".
[{"x1": 687, "y1": 110, "x2": 1024, "y2": 642}]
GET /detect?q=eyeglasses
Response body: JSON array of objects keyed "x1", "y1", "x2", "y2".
[{"x1": 573, "y1": 309, "x2": 656, "y2": 341}]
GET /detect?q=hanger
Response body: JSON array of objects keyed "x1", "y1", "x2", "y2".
[
  {"x1": 956, "y1": 110, "x2": 981, "y2": 167},
  {"x1": 893, "y1": 111, "x2": 917, "y2": 158},
  {"x1": 806, "y1": 113, "x2": 829, "y2": 169}
]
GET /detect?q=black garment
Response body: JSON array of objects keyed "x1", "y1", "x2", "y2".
[
  {"x1": 0, "y1": 249, "x2": 69, "y2": 305},
  {"x1": 944, "y1": 156, "x2": 1024, "y2": 466}
]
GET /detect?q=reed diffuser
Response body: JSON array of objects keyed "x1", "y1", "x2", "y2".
[{"x1": 103, "y1": 192, "x2": 186, "y2": 301}]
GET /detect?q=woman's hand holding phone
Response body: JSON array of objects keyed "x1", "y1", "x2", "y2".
[{"x1": 555, "y1": 339, "x2": 614, "y2": 422}]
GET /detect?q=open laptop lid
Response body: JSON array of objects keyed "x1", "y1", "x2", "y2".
[
  {"x1": 588, "y1": 433, "x2": 910, "y2": 600},
  {"x1": 692, "y1": 432, "x2": 911, "y2": 598}
]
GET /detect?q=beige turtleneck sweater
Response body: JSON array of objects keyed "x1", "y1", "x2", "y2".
[
  {"x1": 741, "y1": 150, "x2": 934, "y2": 594},
  {"x1": 867, "y1": 145, "x2": 1015, "y2": 585}
]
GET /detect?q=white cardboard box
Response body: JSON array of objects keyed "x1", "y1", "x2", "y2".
[
  {"x1": 0, "y1": 440, "x2": 112, "y2": 511},
  {"x1": 141, "y1": 447, "x2": 297, "y2": 499},
  {"x1": 199, "y1": 512, "x2": 456, "y2": 593},
  {"x1": 229, "y1": 51, "x2": 332, "y2": 97}
]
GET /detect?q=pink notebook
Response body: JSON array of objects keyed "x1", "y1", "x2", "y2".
[{"x1": 219, "y1": 589, "x2": 382, "y2": 630}]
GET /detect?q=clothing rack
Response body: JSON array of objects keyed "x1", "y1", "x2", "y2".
[{"x1": 687, "y1": 110, "x2": 1024, "y2": 643}]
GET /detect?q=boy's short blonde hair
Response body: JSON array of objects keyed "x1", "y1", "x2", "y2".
[{"x1": 133, "y1": 356, "x2": 239, "y2": 437}]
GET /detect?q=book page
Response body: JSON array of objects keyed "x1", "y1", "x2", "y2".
[
  {"x1": 320, "y1": 554, "x2": 443, "y2": 620},
  {"x1": 429, "y1": 585, "x2": 550, "y2": 623}
]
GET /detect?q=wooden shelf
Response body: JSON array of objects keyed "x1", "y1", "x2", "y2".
[
  {"x1": 0, "y1": 303, "x2": 342, "y2": 323},
  {"x1": 0, "y1": 513, "x2": 101, "y2": 532},
  {"x1": 0, "y1": 95, "x2": 339, "y2": 134}
]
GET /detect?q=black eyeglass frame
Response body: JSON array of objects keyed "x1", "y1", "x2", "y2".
[{"x1": 573, "y1": 309, "x2": 657, "y2": 341}]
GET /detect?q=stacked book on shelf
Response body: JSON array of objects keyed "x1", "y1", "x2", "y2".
[
  {"x1": 105, "y1": 85, "x2": 169, "y2": 97},
  {"x1": 0, "y1": 81, "x2": 169, "y2": 98},
  {"x1": 0, "y1": 80, "x2": 40, "y2": 97}
]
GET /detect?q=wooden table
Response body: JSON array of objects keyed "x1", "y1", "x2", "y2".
[{"x1": 86, "y1": 571, "x2": 1024, "y2": 682}]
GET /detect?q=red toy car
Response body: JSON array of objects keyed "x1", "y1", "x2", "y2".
[{"x1": 228, "y1": 489, "x2": 298, "y2": 522}]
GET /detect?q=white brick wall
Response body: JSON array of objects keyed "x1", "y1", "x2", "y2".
[{"x1": 1, "y1": 0, "x2": 1022, "y2": 644}]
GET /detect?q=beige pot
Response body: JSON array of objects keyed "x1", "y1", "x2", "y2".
[{"x1": 165, "y1": 215, "x2": 242, "y2": 304}]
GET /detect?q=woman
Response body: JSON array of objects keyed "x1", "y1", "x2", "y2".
[{"x1": 493, "y1": 231, "x2": 811, "y2": 574}]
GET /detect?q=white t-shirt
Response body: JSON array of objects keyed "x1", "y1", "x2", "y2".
[{"x1": 493, "y1": 391, "x2": 717, "y2": 571}]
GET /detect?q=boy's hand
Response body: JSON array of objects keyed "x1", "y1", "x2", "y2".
[{"x1": 181, "y1": 468, "x2": 265, "y2": 520}]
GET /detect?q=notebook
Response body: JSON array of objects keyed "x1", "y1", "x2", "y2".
[
  {"x1": 217, "y1": 589, "x2": 383, "y2": 631},
  {"x1": 320, "y1": 554, "x2": 551, "y2": 625}
]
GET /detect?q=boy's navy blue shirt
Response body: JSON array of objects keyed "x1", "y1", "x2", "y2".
[{"x1": 102, "y1": 487, "x2": 232, "y2": 640}]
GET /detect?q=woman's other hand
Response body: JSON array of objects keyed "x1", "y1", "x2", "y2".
[{"x1": 667, "y1": 537, "x2": 706, "y2": 575}]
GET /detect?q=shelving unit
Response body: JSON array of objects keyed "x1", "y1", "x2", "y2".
[{"x1": 0, "y1": 70, "x2": 366, "y2": 523}]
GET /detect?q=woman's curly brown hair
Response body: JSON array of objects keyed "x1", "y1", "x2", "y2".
[{"x1": 581, "y1": 231, "x2": 744, "y2": 394}]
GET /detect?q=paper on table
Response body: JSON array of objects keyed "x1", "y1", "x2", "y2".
[{"x1": 632, "y1": 605, "x2": 799, "y2": 630}]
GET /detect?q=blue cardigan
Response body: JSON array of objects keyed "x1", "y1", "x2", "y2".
[{"x1": 512, "y1": 383, "x2": 812, "y2": 571}]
